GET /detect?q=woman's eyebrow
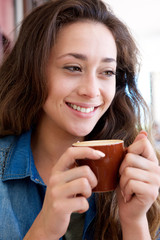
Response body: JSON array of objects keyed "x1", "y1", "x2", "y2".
[
  {"x1": 102, "y1": 57, "x2": 116, "y2": 63},
  {"x1": 57, "y1": 53, "x2": 87, "y2": 60},
  {"x1": 57, "y1": 52, "x2": 116, "y2": 63}
]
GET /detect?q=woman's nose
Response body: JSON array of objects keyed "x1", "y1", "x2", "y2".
[{"x1": 77, "y1": 74, "x2": 100, "y2": 98}]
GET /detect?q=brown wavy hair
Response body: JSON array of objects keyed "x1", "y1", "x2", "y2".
[{"x1": 0, "y1": 0, "x2": 159, "y2": 239}]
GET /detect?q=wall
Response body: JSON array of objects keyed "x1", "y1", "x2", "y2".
[{"x1": 0, "y1": 0, "x2": 14, "y2": 41}]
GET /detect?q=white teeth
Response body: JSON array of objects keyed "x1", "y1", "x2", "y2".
[
  {"x1": 69, "y1": 103, "x2": 94, "y2": 113},
  {"x1": 73, "y1": 105, "x2": 77, "y2": 110}
]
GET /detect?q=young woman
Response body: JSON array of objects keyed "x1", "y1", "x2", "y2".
[{"x1": 0, "y1": 0, "x2": 160, "y2": 239}]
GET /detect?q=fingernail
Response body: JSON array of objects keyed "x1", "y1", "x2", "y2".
[{"x1": 96, "y1": 150, "x2": 105, "y2": 158}]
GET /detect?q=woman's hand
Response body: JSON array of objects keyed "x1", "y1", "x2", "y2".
[
  {"x1": 117, "y1": 131, "x2": 160, "y2": 239},
  {"x1": 24, "y1": 146, "x2": 103, "y2": 240}
]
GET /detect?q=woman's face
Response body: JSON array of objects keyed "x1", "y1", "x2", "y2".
[{"x1": 42, "y1": 21, "x2": 117, "y2": 138}]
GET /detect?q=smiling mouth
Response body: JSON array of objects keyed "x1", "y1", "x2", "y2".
[{"x1": 67, "y1": 103, "x2": 96, "y2": 113}]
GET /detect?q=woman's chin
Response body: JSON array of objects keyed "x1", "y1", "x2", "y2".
[{"x1": 70, "y1": 127, "x2": 95, "y2": 138}]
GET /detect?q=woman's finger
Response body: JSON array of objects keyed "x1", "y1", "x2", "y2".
[
  {"x1": 49, "y1": 165, "x2": 97, "y2": 189},
  {"x1": 127, "y1": 137, "x2": 158, "y2": 164},
  {"x1": 120, "y1": 166, "x2": 160, "y2": 192},
  {"x1": 49, "y1": 177, "x2": 92, "y2": 199},
  {"x1": 52, "y1": 197, "x2": 90, "y2": 215},
  {"x1": 53, "y1": 146, "x2": 105, "y2": 171},
  {"x1": 119, "y1": 153, "x2": 159, "y2": 176},
  {"x1": 122, "y1": 180, "x2": 159, "y2": 204},
  {"x1": 133, "y1": 130, "x2": 148, "y2": 142}
]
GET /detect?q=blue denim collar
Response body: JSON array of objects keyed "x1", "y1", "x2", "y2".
[{"x1": 1, "y1": 131, "x2": 44, "y2": 185}]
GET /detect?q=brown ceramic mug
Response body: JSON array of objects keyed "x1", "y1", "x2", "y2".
[{"x1": 73, "y1": 139, "x2": 125, "y2": 192}]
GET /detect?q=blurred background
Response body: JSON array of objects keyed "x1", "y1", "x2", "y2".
[
  {"x1": 0, "y1": 0, "x2": 160, "y2": 145},
  {"x1": 106, "y1": 0, "x2": 160, "y2": 146}
]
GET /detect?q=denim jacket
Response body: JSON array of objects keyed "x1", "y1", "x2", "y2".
[{"x1": 0, "y1": 131, "x2": 96, "y2": 240}]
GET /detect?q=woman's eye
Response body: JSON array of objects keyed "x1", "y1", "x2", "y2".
[
  {"x1": 103, "y1": 70, "x2": 116, "y2": 77},
  {"x1": 64, "y1": 66, "x2": 82, "y2": 72}
]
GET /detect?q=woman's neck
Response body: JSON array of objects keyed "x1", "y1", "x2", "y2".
[{"x1": 31, "y1": 118, "x2": 83, "y2": 185}]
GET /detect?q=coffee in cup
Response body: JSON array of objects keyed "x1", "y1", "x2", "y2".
[{"x1": 73, "y1": 139, "x2": 125, "y2": 192}]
